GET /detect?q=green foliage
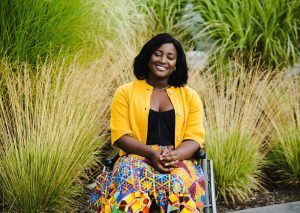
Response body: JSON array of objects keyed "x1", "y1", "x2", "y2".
[
  {"x1": 97, "y1": 0, "x2": 153, "y2": 58},
  {"x1": 0, "y1": 0, "x2": 101, "y2": 64},
  {"x1": 207, "y1": 131, "x2": 265, "y2": 203},
  {"x1": 267, "y1": 77, "x2": 300, "y2": 185},
  {"x1": 0, "y1": 0, "x2": 154, "y2": 65},
  {"x1": 175, "y1": 3, "x2": 213, "y2": 51},
  {"x1": 0, "y1": 0, "x2": 299, "y2": 208},
  {"x1": 189, "y1": 63, "x2": 280, "y2": 203},
  {"x1": 136, "y1": 0, "x2": 207, "y2": 49},
  {"x1": 196, "y1": 0, "x2": 300, "y2": 68},
  {"x1": 269, "y1": 129, "x2": 300, "y2": 185},
  {"x1": 0, "y1": 59, "x2": 116, "y2": 211},
  {"x1": 137, "y1": 0, "x2": 188, "y2": 32}
]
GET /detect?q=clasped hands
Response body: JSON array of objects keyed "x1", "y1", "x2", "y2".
[{"x1": 150, "y1": 146, "x2": 180, "y2": 173}]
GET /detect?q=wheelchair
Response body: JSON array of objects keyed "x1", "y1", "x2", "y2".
[{"x1": 101, "y1": 148, "x2": 217, "y2": 213}]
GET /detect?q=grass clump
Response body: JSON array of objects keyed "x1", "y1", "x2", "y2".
[
  {"x1": 137, "y1": 0, "x2": 189, "y2": 33},
  {"x1": 0, "y1": 0, "x2": 150, "y2": 65},
  {"x1": 208, "y1": 131, "x2": 265, "y2": 203},
  {"x1": 189, "y1": 62, "x2": 280, "y2": 203},
  {"x1": 269, "y1": 129, "x2": 300, "y2": 185},
  {"x1": 0, "y1": 0, "x2": 101, "y2": 64},
  {"x1": 0, "y1": 57, "x2": 117, "y2": 211},
  {"x1": 97, "y1": 0, "x2": 153, "y2": 59},
  {"x1": 137, "y1": 0, "x2": 208, "y2": 49},
  {"x1": 267, "y1": 77, "x2": 300, "y2": 185},
  {"x1": 196, "y1": 0, "x2": 300, "y2": 68}
]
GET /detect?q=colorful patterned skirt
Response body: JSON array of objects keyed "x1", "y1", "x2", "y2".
[{"x1": 91, "y1": 145, "x2": 205, "y2": 212}]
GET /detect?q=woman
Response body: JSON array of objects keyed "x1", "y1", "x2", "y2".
[{"x1": 92, "y1": 33, "x2": 206, "y2": 212}]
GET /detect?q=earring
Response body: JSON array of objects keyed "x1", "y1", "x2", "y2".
[{"x1": 173, "y1": 67, "x2": 176, "y2": 72}]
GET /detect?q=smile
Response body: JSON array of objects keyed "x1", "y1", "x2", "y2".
[{"x1": 155, "y1": 65, "x2": 168, "y2": 71}]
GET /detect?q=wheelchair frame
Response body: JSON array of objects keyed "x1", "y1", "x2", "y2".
[{"x1": 103, "y1": 149, "x2": 217, "y2": 213}]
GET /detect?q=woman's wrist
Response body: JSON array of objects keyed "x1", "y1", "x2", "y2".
[
  {"x1": 174, "y1": 149, "x2": 183, "y2": 161},
  {"x1": 145, "y1": 148, "x2": 156, "y2": 159},
  {"x1": 175, "y1": 140, "x2": 200, "y2": 160}
]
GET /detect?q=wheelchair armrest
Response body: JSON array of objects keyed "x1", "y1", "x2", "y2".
[
  {"x1": 194, "y1": 149, "x2": 206, "y2": 160},
  {"x1": 105, "y1": 149, "x2": 120, "y2": 169}
]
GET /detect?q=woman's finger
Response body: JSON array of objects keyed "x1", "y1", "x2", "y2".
[
  {"x1": 164, "y1": 160, "x2": 179, "y2": 167},
  {"x1": 158, "y1": 163, "x2": 172, "y2": 173},
  {"x1": 161, "y1": 151, "x2": 178, "y2": 161}
]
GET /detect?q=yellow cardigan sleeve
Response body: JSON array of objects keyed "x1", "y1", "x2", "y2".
[
  {"x1": 182, "y1": 90, "x2": 205, "y2": 149},
  {"x1": 110, "y1": 86, "x2": 132, "y2": 146}
]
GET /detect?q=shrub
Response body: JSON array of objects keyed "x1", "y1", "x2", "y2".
[
  {"x1": 0, "y1": 0, "x2": 150, "y2": 65},
  {"x1": 267, "y1": 77, "x2": 300, "y2": 185},
  {"x1": 0, "y1": 55, "x2": 122, "y2": 211},
  {"x1": 136, "y1": 0, "x2": 208, "y2": 49},
  {"x1": 97, "y1": 0, "x2": 153, "y2": 59},
  {"x1": 195, "y1": 0, "x2": 300, "y2": 68},
  {"x1": 137, "y1": 0, "x2": 189, "y2": 33},
  {"x1": 269, "y1": 129, "x2": 300, "y2": 185},
  {"x1": 0, "y1": 0, "x2": 103, "y2": 64},
  {"x1": 207, "y1": 130, "x2": 265, "y2": 203},
  {"x1": 189, "y1": 62, "x2": 280, "y2": 203}
]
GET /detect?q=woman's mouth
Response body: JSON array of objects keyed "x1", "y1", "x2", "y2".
[{"x1": 155, "y1": 65, "x2": 168, "y2": 71}]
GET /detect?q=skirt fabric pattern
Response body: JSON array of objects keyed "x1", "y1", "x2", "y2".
[{"x1": 92, "y1": 145, "x2": 205, "y2": 213}]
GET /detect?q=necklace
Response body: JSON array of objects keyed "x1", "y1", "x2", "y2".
[{"x1": 153, "y1": 85, "x2": 170, "y2": 90}]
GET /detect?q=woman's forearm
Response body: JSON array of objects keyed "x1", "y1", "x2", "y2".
[
  {"x1": 160, "y1": 140, "x2": 200, "y2": 166},
  {"x1": 176, "y1": 140, "x2": 200, "y2": 160},
  {"x1": 115, "y1": 134, "x2": 155, "y2": 159}
]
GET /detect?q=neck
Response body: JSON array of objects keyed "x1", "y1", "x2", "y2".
[{"x1": 146, "y1": 78, "x2": 169, "y2": 89}]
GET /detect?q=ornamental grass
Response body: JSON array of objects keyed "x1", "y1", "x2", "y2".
[
  {"x1": 0, "y1": 0, "x2": 102, "y2": 64},
  {"x1": 195, "y1": 0, "x2": 300, "y2": 68},
  {"x1": 189, "y1": 61, "x2": 282, "y2": 203},
  {"x1": 0, "y1": 0, "x2": 150, "y2": 65},
  {"x1": 266, "y1": 76, "x2": 300, "y2": 185},
  {"x1": 0, "y1": 53, "x2": 133, "y2": 211}
]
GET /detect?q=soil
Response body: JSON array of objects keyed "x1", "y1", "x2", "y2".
[{"x1": 217, "y1": 184, "x2": 300, "y2": 212}]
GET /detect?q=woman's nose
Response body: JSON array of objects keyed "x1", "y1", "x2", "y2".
[{"x1": 159, "y1": 55, "x2": 167, "y2": 63}]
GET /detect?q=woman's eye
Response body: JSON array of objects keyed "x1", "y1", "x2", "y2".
[{"x1": 154, "y1": 52, "x2": 161, "y2": 57}]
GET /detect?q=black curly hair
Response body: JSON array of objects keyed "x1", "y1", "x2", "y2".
[{"x1": 133, "y1": 33, "x2": 188, "y2": 87}]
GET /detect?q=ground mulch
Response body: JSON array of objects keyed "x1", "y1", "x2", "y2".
[{"x1": 217, "y1": 184, "x2": 300, "y2": 212}]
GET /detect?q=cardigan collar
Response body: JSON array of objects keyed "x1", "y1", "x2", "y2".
[{"x1": 137, "y1": 79, "x2": 175, "y2": 92}]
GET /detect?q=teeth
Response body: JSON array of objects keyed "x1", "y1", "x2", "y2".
[{"x1": 156, "y1": 65, "x2": 167, "y2": 71}]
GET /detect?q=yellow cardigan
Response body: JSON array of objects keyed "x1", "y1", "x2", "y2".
[{"x1": 110, "y1": 80, "x2": 205, "y2": 156}]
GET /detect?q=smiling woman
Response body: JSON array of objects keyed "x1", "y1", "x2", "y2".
[
  {"x1": 92, "y1": 33, "x2": 206, "y2": 212},
  {"x1": 147, "y1": 43, "x2": 177, "y2": 80}
]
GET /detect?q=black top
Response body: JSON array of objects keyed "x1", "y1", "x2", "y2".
[{"x1": 146, "y1": 108, "x2": 175, "y2": 146}]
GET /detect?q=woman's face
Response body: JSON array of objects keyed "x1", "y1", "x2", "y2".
[{"x1": 148, "y1": 43, "x2": 177, "y2": 80}]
